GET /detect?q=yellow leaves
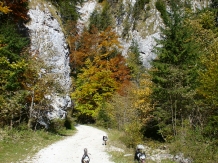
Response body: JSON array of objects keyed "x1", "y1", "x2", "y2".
[
  {"x1": 187, "y1": 10, "x2": 216, "y2": 49},
  {"x1": 0, "y1": 2, "x2": 11, "y2": 14},
  {"x1": 131, "y1": 74, "x2": 153, "y2": 124},
  {"x1": 0, "y1": 57, "x2": 27, "y2": 71},
  {"x1": 197, "y1": 30, "x2": 218, "y2": 106},
  {"x1": 0, "y1": 56, "x2": 9, "y2": 66},
  {"x1": 98, "y1": 27, "x2": 122, "y2": 50},
  {"x1": 70, "y1": 26, "x2": 131, "y2": 122},
  {"x1": 10, "y1": 59, "x2": 28, "y2": 70},
  {"x1": 199, "y1": 10, "x2": 216, "y2": 29}
]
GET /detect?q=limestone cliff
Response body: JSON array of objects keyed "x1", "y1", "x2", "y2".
[{"x1": 26, "y1": 1, "x2": 71, "y2": 124}]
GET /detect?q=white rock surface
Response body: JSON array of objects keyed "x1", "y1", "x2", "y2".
[
  {"x1": 77, "y1": 0, "x2": 97, "y2": 33},
  {"x1": 25, "y1": 2, "x2": 71, "y2": 120}
]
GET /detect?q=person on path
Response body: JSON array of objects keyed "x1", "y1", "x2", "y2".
[
  {"x1": 134, "y1": 145, "x2": 146, "y2": 163},
  {"x1": 102, "y1": 135, "x2": 108, "y2": 145},
  {"x1": 81, "y1": 148, "x2": 90, "y2": 163}
]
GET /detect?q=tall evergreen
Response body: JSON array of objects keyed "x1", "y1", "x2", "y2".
[
  {"x1": 100, "y1": 2, "x2": 112, "y2": 31},
  {"x1": 50, "y1": 0, "x2": 81, "y2": 23},
  {"x1": 211, "y1": 0, "x2": 218, "y2": 26},
  {"x1": 149, "y1": 0, "x2": 202, "y2": 140},
  {"x1": 89, "y1": 10, "x2": 101, "y2": 30},
  {"x1": 126, "y1": 40, "x2": 145, "y2": 86},
  {"x1": 89, "y1": 2, "x2": 112, "y2": 31}
]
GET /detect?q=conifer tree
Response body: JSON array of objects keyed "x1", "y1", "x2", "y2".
[
  {"x1": 89, "y1": 2, "x2": 112, "y2": 31},
  {"x1": 126, "y1": 40, "x2": 145, "y2": 85},
  {"x1": 149, "y1": 0, "x2": 202, "y2": 140},
  {"x1": 99, "y1": 2, "x2": 112, "y2": 31},
  {"x1": 89, "y1": 10, "x2": 101, "y2": 30}
]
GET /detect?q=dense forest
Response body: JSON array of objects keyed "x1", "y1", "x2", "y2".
[{"x1": 0, "y1": 0, "x2": 218, "y2": 162}]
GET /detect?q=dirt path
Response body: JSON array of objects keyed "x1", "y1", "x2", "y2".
[{"x1": 24, "y1": 125, "x2": 114, "y2": 163}]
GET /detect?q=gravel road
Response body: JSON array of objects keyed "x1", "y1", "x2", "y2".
[{"x1": 24, "y1": 125, "x2": 114, "y2": 163}]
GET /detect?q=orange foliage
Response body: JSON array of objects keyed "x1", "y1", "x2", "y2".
[
  {"x1": 108, "y1": 54, "x2": 131, "y2": 94},
  {"x1": 69, "y1": 25, "x2": 130, "y2": 94},
  {"x1": 4, "y1": 0, "x2": 29, "y2": 21},
  {"x1": 69, "y1": 27, "x2": 122, "y2": 73},
  {"x1": 68, "y1": 26, "x2": 100, "y2": 73},
  {"x1": 0, "y1": 2, "x2": 11, "y2": 14}
]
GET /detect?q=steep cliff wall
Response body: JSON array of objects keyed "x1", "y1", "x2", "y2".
[
  {"x1": 77, "y1": 0, "x2": 211, "y2": 68},
  {"x1": 25, "y1": 1, "x2": 71, "y2": 122}
]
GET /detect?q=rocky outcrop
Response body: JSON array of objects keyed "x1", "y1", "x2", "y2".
[{"x1": 25, "y1": 2, "x2": 71, "y2": 124}]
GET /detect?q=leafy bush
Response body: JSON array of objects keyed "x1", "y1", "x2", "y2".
[
  {"x1": 169, "y1": 126, "x2": 218, "y2": 163},
  {"x1": 121, "y1": 121, "x2": 143, "y2": 148},
  {"x1": 48, "y1": 118, "x2": 65, "y2": 133},
  {"x1": 64, "y1": 112, "x2": 75, "y2": 130}
]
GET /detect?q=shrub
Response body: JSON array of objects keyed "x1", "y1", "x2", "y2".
[
  {"x1": 120, "y1": 121, "x2": 143, "y2": 148},
  {"x1": 48, "y1": 118, "x2": 65, "y2": 133}
]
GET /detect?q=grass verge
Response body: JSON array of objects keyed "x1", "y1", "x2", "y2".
[
  {"x1": 105, "y1": 129, "x2": 138, "y2": 163},
  {"x1": 104, "y1": 128, "x2": 176, "y2": 163},
  {"x1": 0, "y1": 126, "x2": 76, "y2": 163}
]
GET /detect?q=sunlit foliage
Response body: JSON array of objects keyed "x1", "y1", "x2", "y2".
[
  {"x1": 70, "y1": 27, "x2": 130, "y2": 122},
  {"x1": 2, "y1": 0, "x2": 29, "y2": 22},
  {"x1": 0, "y1": 2, "x2": 11, "y2": 14}
]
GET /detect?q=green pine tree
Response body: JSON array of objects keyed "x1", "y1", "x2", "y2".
[
  {"x1": 89, "y1": 2, "x2": 112, "y2": 31},
  {"x1": 126, "y1": 40, "x2": 145, "y2": 85},
  {"x1": 149, "y1": 0, "x2": 202, "y2": 141}
]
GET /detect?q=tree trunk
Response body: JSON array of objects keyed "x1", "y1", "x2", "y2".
[{"x1": 28, "y1": 90, "x2": 34, "y2": 129}]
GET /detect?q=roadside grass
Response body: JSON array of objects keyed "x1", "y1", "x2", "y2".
[
  {"x1": 104, "y1": 128, "x2": 176, "y2": 163},
  {"x1": 0, "y1": 126, "x2": 76, "y2": 163},
  {"x1": 168, "y1": 135, "x2": 218, "y2": 163},
  {"x1": 105, "y1": 127, "x2": 218, "y2": 163},
  {"x1": 106, "y1": 129, "x2": 134, "y2": 163}
]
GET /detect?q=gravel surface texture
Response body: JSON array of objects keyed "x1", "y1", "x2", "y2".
[{"x1": 24, "y1": 125, "x2": 114, "y2": 163}]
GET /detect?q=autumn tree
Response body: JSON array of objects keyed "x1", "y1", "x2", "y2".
[
  {"x1": 71, "y1": 59, "x2": 118, "y2": 122},
  {"x1": 107, "y1": 41, "x2": 155, "y2": 144},
  {"x1": 69, "y1": 27, "x2": 100, "y2": 76},
  {"x1": 69, "y1": 27, "x2": 124, "y2": 78},
  {"x1": 0, "y1": 21, "x2": 29, "y2": 127},
  {"x1": 70, "y1": 27, "x2": 130, "y2": 122},
  {"x1": 104, "y1": 73, "x2": 153, "y2": 147},
  {"x1": 0, "y1": 2, "x2": 11, "y2": 14},
  {"x1": 189, "y1": 10, "x2": 218, "y2": 138},
  {"x1": 1, "y1": 0, "x2": 29, "y2": 22},
  {"x1": 108, "y1": 86, "x2": 143, "y2": 147}
]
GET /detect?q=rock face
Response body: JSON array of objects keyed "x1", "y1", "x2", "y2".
[
  {"x1": 115, "y1": 0, "x2": 163, "y2": 68},
  {"x1": 25, "y1": 2, "x2": 71, "y2": 123}
]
